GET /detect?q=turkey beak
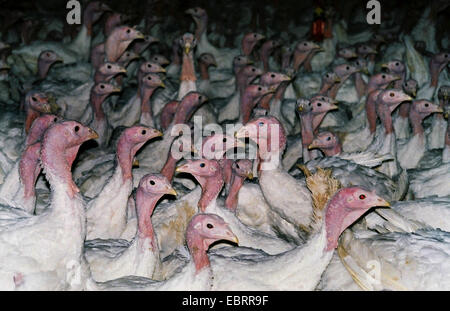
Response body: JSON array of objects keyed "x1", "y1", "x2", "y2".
[
  {"x1": 375, "y1": 197, "x2": 390, "y2": 207},
  {"x1": 159, "y1": 67, "x2": 166, "y2": 73},
  {"x1": 56, "y1": 57, "x2": 64, "y2": 63},
  {"x1": 87, "y1": 128, "x2": 99, "y2": 140},
  {"x1": 308, "y1": 142, "x2": 317, "y2": 150},
  {"x1": 411, "y1": 90, "x2": 417, "y2": 98},
  {"x1": 132, "y1": 158, "x2": 139, "y2": 167},
  {"x1": 175, "y1": 163, "x2": 190, "y2": 173},
  {"x1": 247, "y1": 60, "x2": 254, "y2": 65},
  {"x1": 135, "y1": 31, "x2": 145, "y2": 40},
  {"x1": 118, "y1": 67, "x2": 128, "y2": 73},
  {"x1": 330, "y1": 104, "x2": 339, "y2": 110},
  {"x1": 160, "y1": 82, "x2": 166, "y2": 88},
  {"x1": 222, "y1": 228, "x2": 239, "y2": 245},
  {"x1": 153, "y1": 129, "x2": 164, "y2": 137},
  {"x1": 185, "y1": 44, "x2": 191, "y2": 55},
  {"x1": 112, "y1": 87, "x2": 122, "y2": 93},
  {"x1": 247, "y1": 172, "x2": 254, "y2": 180},
  {"x1": 281, "y1": 74, "x2": 291, "y2": 82},
  {"x1": 381, "y1": 63, "x2": 389, "y2": 70},
  {"x1": 1, "y1": 63, "x2": 10, "y2": 70},
  {"x1": 361, "y1": 68, "x2": 369, "y2": 75},
  {"x1": 167, "y1": 187, "x2": 177, "y2": 196},
  {"x1": 434, "y1": 107, "x2": 444, "y2": 114},
  {"x1": 185, "y1": 8, "x2": 194, "y2": 15},
  {"x1": 334, "y1": 77, "x2": 341, "y2": 83}
]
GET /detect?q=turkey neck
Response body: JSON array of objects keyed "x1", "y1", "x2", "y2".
[
  {"x1": 140, "y1": 84, "x2": 157, "y2": 117},
  {"x1": 135, "y1": 188, "x2": 161, "y2": 247},
  {"x1": 193, "y1": 15, "x2": 208, "y2": 41},
  {"x1": 197, "y1": 170, "x2": 224, "y2": 212},
  {"x1": 377, "y1": 100, "x2": 399, "y2": 135},
  {"x1": 25, "y1": 108, "x2": 41, "y2": 134},
  {"x1": 268, "y1": 81, "x2": 289, "y2": 116},
  {"x1": 19, "y1": 142, "x2": 41, "y2": 201},
  {"x1": 106, "y1": 33, "x2": 131, "y2": 63},
  {"x1": 240, "y1": 92, "x2": 262, "y2": 124},
  {"x1": 260, "y1": 43, "x2": 273, "y2": 72},
  {"x1": 300, "y1": 112, "x2": 314, "y2": 150},
  {"x1": 366, "y1": 90, "x2": 381, "y2": 134},
  {"x1": 409, "y1": 106, "x2": 427, "y2": 137},
  {"x1": 318, "y1": 80, "x2": 334, "y2": 95},
  {"x1": 82, "y1": 4, "x2": 96, "y2": 36},
  {"x1": 395, "y1": 72, "x2": 410, "y2": 119},
  {"x1": 224, "y1": 173, "x2": 245, "y2": 211},
  {"x1": 181, "y1": 51, "x2": 196, "y2": 82},
  {"x1": 293, "y1": 51, "x2": 310, "y2": 71},
  {"x1": 430, "y1": 57, "x2": 447, "y2": 88},
  {"x1": 117, "y1": 139, "x2": 146, "y2": 181},
  {"x1": 41, "y1": 133, "x2": 80, "y2": 199},
  {"x1": 354, "y1": 72, "x2": 367, "y2": 99},
  {"x1": 37, "y1": 60, "x2": 54, "y2": 80},
  {"x1": 160, "y1": 153, "x2": 177, "y2": 182},
  {"x1": 90, "y1": 92, "x2": 108, "y2": 121},
  {"x1": 199, "y1": 61, "x2": 210, "y2": 81},
  {"x1": 186, "y1": 230, "x2": 211, "y2": 273}
]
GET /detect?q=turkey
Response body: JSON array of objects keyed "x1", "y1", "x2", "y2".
[
  {"x1": 85, "y1": 174, "x2": 177, "y2": 282},
  {"x1": 0, "y1": 121, "x2": 98, "y2": 290}
]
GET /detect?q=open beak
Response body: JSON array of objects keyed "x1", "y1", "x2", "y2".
[{"x1": 381, "y1": 63, "x2": 389, "y2": 70}]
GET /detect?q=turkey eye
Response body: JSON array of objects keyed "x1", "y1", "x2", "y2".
[
  {"x1": 382, "y1": 75, "x2": 386, "y2": 79},
  {"x1": 148, "y1": 64, "x2": 151, "y2": 68},
  {"x1": 200, "y1": 163, "x2": 205, "y2": 168},
  {"x1": 258, "y1": 87, "x2": 262, "y2": 91},
  {"x1": 258, "y1": 121, "x2": 264, "y2": 126},
  {"x1": 253, "y1": 34, "x2": 257, "y2": 38},
  {"x1": 154, "y1": 57, "x2": 158, "y2": 61},
  {"x1": 359, "y1": 194, "x2": 366, "y2": 200},
  {"x1": 326, "y1": 136, "x2": 331, "y2": 141},
  {"x1": 304, "y1": 43, "x2": 307, "y2": 46},
  {"x1": 74, "y1": 125, "x2": 80, "y2": 132},
  {"x1": 100, "y1": 84, "x2": 105, "y2": 89},
  {"x1": 53, "y1": 117, "x2": 58, "y2": 122},
  {"x1": 346, "y1": 66, "x2": 350, "y2": 70},
  {"x1": 126, "y1": 29, "x2": 131, "y2": 33},
  {"x1": 237, "y1": 57, "x2": 241, "y2": 61},
  {"x1": 425, "y1": 103, "x2": 429, "y2": 107},
  {"x1": 206, "y1": 223, "x2": 213, "y2": 229},
  {"x1": 149, "y1": 180, "x2": 155, "y2": 185},
  {"x1": 326, "y1": 74, "x2": 329, "y2": 78},
  {"x1": 107, "y1": 65, "x2": 111, "y2": 69},
  {"x1": 126, "y1": 53, "x2": 130, "y2": 57},
  {"x1": 236, "y1": 163, "x2": 240, "y2": 169},
  {"x1": 46, "y1": 53, "x2": 50, "y2": 57},
  {"x1": 142, "y1": 130, "x2": 147, "y2": 135},
  {"x1": 148, "y1": 76, "x2": 152, "y2": 80},
  {"x1": 445, "y1": 54, "x2": 448, "y2": 58},
  {"x1": 199, "y1": 95, "x2": 203, "y2": 101},
  {"x1": 317, "y1": 102, "x2": 322, "y2": 107},
  {"x1": 223, "y1": 138, "x2": 227, "y2": 143},
  {"x1": 32, "y1": 96, "x2": 37, "y2": 101},
  {"x1": 251, "y1": 68, "x2": 256, "y2": 72},
  {"x1": 271, "y1": 74, "x2": 275, "y2": 78},
  {"x1": 395, "y1": 62, "x2": 399, "y2": 66},
  {"x1": 390, "y1": 93, "x2": 395, "y2": 97},
  {"x1": 356, "y1": 62, "x2": 360, "y2": 66}
]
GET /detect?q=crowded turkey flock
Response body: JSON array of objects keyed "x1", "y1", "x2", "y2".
[{"x1": 0, "y1": 1, "x2": 449, "y2": 291}]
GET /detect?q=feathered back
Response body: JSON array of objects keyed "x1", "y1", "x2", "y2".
[{"x1": 299, "y1": 165, "x2": 342, "y2": 233}]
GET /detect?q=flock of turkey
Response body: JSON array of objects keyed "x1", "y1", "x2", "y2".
[{"x1": 0, "y1": 0, "x2": 449, "y2": 290}]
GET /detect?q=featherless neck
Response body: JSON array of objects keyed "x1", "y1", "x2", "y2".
[
  {"x1": 224, "y1": 174, "x2": 245, "y2": 211},
  {"x1": 90, "y1": 92, "x2": 107, "y2": 120},
  {"x1": 199, "y1": 61, "x2": 210, "y2": 81},
  {"x1": 140, "y1": 86, "x2": 157, "y2": 114},
  {"x1": 117, "y1": 139, "x2": 144, "y2": 181},
  {"x1": 135, "y1": 188, "x2": 160, "y2": 245},
  {"x1": 197, "y1": 172, "x2": 224, "y2": 212},
  {"x1": 181, "y1": 52, "x2": 197, "y2": 82},
  {"x1": 409, "y1": 107, "x2": 426, "y2": 137}
]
